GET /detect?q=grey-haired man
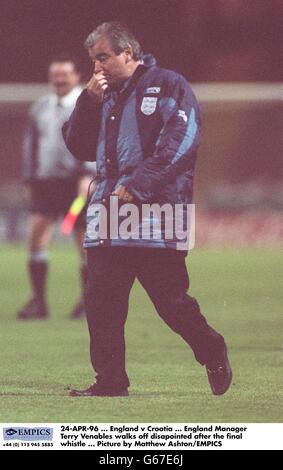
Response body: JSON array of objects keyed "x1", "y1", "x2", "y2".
[{"x1": 63, "y1": 22, "x2": 232, "y2": 397}]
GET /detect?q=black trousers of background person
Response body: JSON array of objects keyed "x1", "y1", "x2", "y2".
[{"x1": 85, "y1": 247, "x2": 226, "y2": 391}]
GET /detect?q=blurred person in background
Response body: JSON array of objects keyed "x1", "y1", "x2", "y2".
[{"x1": 17, "y1": 55, "x2": 96, "y2": 320}]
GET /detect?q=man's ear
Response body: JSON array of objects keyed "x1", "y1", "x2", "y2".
[{"x1": 124, "y1": 45, "x2": 133, "y2": 63}]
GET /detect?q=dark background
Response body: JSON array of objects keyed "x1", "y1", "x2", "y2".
[{"x1": 0, "y1": 0, "x2": 282, "y2": 83}]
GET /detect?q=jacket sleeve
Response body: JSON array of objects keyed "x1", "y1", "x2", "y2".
[
  {"x1": 62, "y1": 89, "x2": 102, "y2": 162},
  {"x1": 22, "y1": 107, "x2": 38, "y2": 182},
  {"x1": 122, "y1": 78, "x2": 201, "y2": 202}
]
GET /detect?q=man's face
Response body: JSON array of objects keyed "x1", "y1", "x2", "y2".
[
  {"x1": 89, "y1": 36, "x2": 132, "y2": 85},
  {"x1": 48, "y1": 62, "x2": 80, "y2": 97}
]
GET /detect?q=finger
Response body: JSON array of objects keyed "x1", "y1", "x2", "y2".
[
  {"x1": 126, "y1": 193, "x2": 133, "y2": 202},
  {"x1": 111, "y1": 190, "x2": 120, "y2": 196},
  {"x1": 94, "y1": 71, "x2": 106, "y2": 80},
  {"x1": 87, "y1": 77, "x2": 107, "y2": 89},
  {"x1": 96, "y1": 76, "x2": 107, "y2": 84},
  {"x1": 112, "y1": 186, "x2": 126, "y2": 199},
  {"x1": 88, "y1": 72, "x2": 102, "y2": 82},
  {"x1": 87, "y1": 72, "x2": 104, "y2": 84},
  {"x1": 87, "y1": 72, "x2": 107, "y2": 86},
  {"x1": 119, "y1": 187, "x2": 127, "y2": 198},
  {"x1": 124, "y1": 192, "x2": 133, "y2": 202}
]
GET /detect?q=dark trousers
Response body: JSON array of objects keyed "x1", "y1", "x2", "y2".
[{"x1": 86, "y1": 247, "x2": 226, "y2": 390}]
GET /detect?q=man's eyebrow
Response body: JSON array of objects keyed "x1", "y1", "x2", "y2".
[{"x1": 94, "y1": 53, "x2": 110, "y2": 60}]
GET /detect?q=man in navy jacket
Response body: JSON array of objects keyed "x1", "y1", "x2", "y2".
[{"x1": 63, "y1": 22, "x2": 232, "y2": 397}]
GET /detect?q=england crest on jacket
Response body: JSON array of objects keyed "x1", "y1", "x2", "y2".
[{"x1": 141, "y1": 97, "x2": 158, "y2": 115}]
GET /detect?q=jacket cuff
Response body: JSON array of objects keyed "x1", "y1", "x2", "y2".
[
  {"x1": 122, "y1": 177, "x2": 153, "y2": 203},
  {"x1": 77, "y1": 89, "x2": 103, "y2": 109}
]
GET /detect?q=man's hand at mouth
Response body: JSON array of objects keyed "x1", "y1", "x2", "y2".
[{"x1": 86, "y1": 71, "x2": 108, "y2": 102}]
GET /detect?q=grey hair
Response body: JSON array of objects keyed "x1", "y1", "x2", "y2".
[{"x1": 84, "y1": 22, "x2": 143, "y2": 61}]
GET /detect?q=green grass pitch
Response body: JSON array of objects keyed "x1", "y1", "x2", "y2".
[{"x1": 0, "y1": 245, "x2": 282, "y2": 423}]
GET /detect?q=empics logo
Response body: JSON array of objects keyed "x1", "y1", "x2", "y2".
[
  {"x1": 4, "y1": 429, "x2": 17, "y2": 436},
  {"x1": 3, "y1": 427, "x2": 53, "y2": 441}
]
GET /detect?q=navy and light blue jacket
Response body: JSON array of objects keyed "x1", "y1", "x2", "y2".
[{"x1": 63, "y1": 56, "x2": 201, "y2": 250}]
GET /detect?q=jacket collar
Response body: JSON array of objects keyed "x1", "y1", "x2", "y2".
[
  {"x1": 104, "y1": 54, "x2": 156, "y2": 100},
  {"x1": 140, "y1": 54, "x2": 157, "y2": 68}
]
